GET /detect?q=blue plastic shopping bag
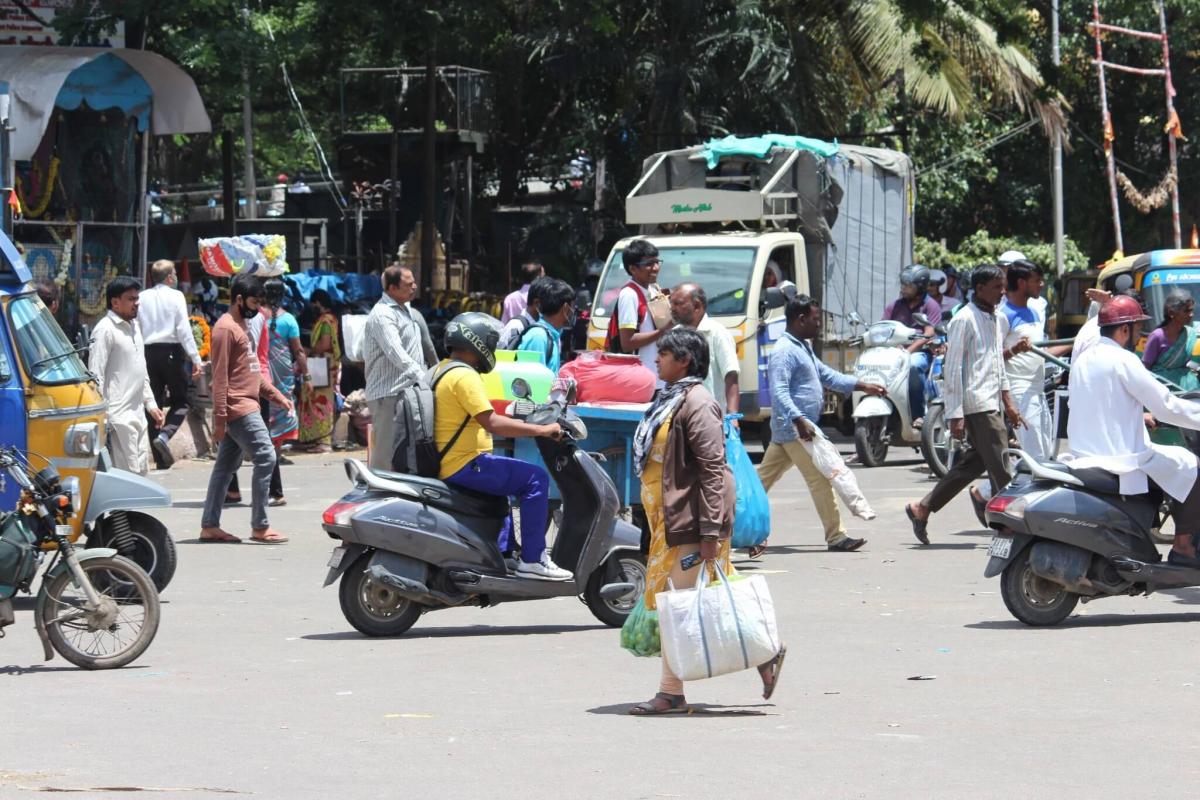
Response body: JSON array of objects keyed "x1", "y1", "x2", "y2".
[{"x1": 724, "y1": 416, "x2": 771, "y2": 548}]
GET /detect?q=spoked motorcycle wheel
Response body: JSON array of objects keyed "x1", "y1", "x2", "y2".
[
  {"x1": 1000, "y1": 548, "x2": 1079, "y2": 627},
  {"x1": 854, "y1": 417, "x2": 889, "y2": 467},
  {"x1": 338, "y1": 554, "x2": 422, "y2": 637},
  {"x1": 584, "y1": 552, "x2": 647, "y2": 628},
  {"x1": 39, "y1": 555, "x2": 161, "y2": 669}
]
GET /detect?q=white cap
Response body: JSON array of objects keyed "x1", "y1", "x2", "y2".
[{"x1": 998, "y1": 250, "x2": 1026, "y2": 265}]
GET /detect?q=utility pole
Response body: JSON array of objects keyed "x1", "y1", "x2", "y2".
[
  {"x1": 421, "y1": 43, "x2": 436, "y2": 291},
  {"x1": 241, "y1": 4, "x2": 258, "y2": 221},
  {"x1": 1051, "y1": 0, "x2": 1065, "y2": 275}
]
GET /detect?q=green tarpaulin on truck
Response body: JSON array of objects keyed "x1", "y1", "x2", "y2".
[{"x1": 699, "y1": 134, "x2": 840, "y2": 169}]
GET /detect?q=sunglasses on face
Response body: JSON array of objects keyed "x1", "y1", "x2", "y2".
[{"x1": 635, "y1": 259, "x2": 661, "y2": 268}]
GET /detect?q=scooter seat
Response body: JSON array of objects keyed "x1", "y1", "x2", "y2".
[
  {"x1": 1035, "y1": 461, "x2": 1123, "y2": 495},
  {"x1": 369, "y1": 468, "x2": 510, "y2": 517}
]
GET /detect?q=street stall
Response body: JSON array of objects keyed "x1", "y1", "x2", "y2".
[{"x1": 0, "y1": 46, "x2": 210, "y2": 336}]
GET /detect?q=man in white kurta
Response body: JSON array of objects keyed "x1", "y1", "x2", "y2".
[
  {"x1": 1067, "y1": 295, "x2": 1200, "y2": 567},
  {"x1": 89, "y1": 277, "x2": 164, "y2": 475}
]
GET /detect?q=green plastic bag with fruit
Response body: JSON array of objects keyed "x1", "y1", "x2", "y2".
[{"x1": 620, "y1": 596, "x2": 661, "y2": 657}]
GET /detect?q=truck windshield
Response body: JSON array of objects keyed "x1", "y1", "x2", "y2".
[
  {"x1": 592, "y1": 247, "x2": 757, "y2": 319},
  {"x1": 8, "y1": 295, "x2": 89, "y2": 384}
]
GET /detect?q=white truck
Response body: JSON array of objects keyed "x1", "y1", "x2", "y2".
[{"x1": 586, "y1": 138, "x2": 916, "y2": 437}]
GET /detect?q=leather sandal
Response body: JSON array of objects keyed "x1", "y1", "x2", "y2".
[
  {"x1": 628, "y1": 692, "x2": 689, "y2": 715},
  {"x1": 759, "y1": 645, "x2": 787, "y2": 700}
]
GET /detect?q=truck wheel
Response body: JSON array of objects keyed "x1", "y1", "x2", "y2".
[
  {"x1": 1000, "y1": 548, "x2": 1079, "y2": 626},
  {"x1": 854, "y1": 418, "x2": 889, "y2": 467}
]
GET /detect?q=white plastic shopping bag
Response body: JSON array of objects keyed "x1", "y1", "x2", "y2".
[
  {"x1": 802, "y1": 430, "x2": 876, "y2": 520},
  {"x1": 341, "y1": 314, "x2": 369, "y2": 362},
  {"x1": 656, "y1": 566, "x2": 780, "y2": 682}
]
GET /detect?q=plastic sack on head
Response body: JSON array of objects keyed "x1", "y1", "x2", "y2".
[
  {"x1": 725, "y1": 416, "x2": 770, "y2": 548},
  {"x1": 199, "y1": 234, "x2": 288, "y2": 278},
  {"x1": 619, "y1": 596, "x2": 661, "y2": 657}
]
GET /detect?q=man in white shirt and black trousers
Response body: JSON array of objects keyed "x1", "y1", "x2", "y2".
[
  {"x1": 138, "y1": 259, "x2": 202, "y2": 469},
  {"x1": 905, "y1": 264, "x2": 1025, "y2": 544}
]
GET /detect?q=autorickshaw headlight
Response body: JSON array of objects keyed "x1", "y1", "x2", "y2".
[{"x1": 64, "y1": 422, "x2": 99, "y2": 457}]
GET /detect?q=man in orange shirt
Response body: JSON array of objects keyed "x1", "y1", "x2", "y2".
[{"x1": 199, "y1": 274, "x2": 293, "y2": 544}]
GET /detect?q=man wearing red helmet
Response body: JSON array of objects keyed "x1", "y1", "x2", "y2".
[{"x1": 1067, "y1": 294, "x2": 1200, "y2": 566}]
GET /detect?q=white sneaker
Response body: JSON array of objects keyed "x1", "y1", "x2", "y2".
[{"x1": 516, "y1": 554, "x2": 573, "y2": 581}]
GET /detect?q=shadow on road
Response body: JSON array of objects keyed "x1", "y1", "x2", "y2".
[
  {"x1": 738, "y1": 545, "x2": 852, "y2": 557},
  {"x1": 966, "y1": 611, "x2": 1200, "y2": 629},
  {"x1": 587, "y1": 702, "x2": 776, "y2": 717},
  {"x1": 303, "y1": 623, "x2": 608, "y2": 641},
  {"x1": 171, "y1": 501, "x2": 209, "y2": 508},
  {"x1": 0, "y1": 663, "x2": 150, "y2": 675},
  {"x1": 908, "y1": 542, "x2": 980, "y2": 550}
]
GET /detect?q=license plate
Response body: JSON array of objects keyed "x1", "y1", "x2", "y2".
[
  {"x1": 327, "y1": 547, "x2": 347, "y2": 569},
  {"x1": 56, "y1": 525, "x2": 73, "y2": 538},
  {"x1": 988, "y1": 536, "x2": 1013, "y2": 559}
]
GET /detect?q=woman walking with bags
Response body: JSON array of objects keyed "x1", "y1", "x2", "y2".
[
  {"x1": 299, "y1": 289, "x2": 340, "y2": 451},
  {"x1": 627, "y1": 328, "x2": 785, "y2": 715}
]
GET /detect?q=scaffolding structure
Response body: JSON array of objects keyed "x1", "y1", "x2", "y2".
[{"x1": 1090, "y1": 0, "x2": 1182, "y2": 252}]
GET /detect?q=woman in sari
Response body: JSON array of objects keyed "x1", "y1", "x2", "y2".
[
  {"x1": 625, "y1": 328, "x2": 786, "y2": 715},
  {"x1": 263, "y1": 279, "x2": 307, "y2": 503},
  {"x1": 1143, "y1": 289, "x2": 1198, "y2": 445},
  {"x1": 299, "y1": 289, "x2": 340, "y2": 451}
]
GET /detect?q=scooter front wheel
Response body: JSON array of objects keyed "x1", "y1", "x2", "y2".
[
  {"x1": 1000, "y1": 548, "x2": 1079, "y2": 627},
  {"x1": 585, "y1": 552, "x2": 647, "y2": 628},
  {"x1": 854, "y1": 417, "x2": 889, "y2": 467},
  {"x1": 338, "y1": 553, "x2": 422, "y2": 637},
  {"x1": 39, "y1": 555, "x2": 160, "y2": 669}
]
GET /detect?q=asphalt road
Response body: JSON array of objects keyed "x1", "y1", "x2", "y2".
[{"x1": 3, "y1": 440, "x2": 1199, "y2": 799}]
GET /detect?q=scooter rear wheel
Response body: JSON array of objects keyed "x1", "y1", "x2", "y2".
[
  {"x1": 1000, "y1": 548, "x2": 1079, "y2": 627},
  {"x1": 585, "y1": 552, "x2": 647, "y2": 628},
  {"x1": 854, "y1": 418, "x2": 889, "y2": 467},
  {"x1": 338, "y1": 554, "x2": 422, "y2": 637}
]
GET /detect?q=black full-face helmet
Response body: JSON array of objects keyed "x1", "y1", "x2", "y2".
[
  {"x1": 899, "y1": 265, "x2": 931, "y2": 295},
  {"x1": 444, "y1": 312, "x2": 501, "y2": 373}
]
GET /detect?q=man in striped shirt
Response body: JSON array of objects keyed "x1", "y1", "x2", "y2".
[
  {"x1": 905, "y1": 264, "x2": 1025, "y2": 544},
  {"x1": 364, "y1": 265, "x2": 432, "y2": 470}
]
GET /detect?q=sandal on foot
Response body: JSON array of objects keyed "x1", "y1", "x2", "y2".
[
  {"x1": 906, "y1": 504, "x2": 929, "y2": 545},
  {"x1": 224, "y1": 493, "x2": 243, "y2": 506},
  {"x1": 759, "y1": 645, "x2": 787, "y2": 701},
  {"x1": 269, "y1": 496, "x2": 287, "y2": 507},
  {"x1": 628, "y1": 692, "x2": 688, "y2": 715},
  {"x1": 249, "y1": 530, "x2": 289, "y2": 545},
  {"x1": 199, "y1": 529, "x2": 241, "y2": 544},
  {"x1": 747, "y1": 542, "x2": 769, "y2": 560}
]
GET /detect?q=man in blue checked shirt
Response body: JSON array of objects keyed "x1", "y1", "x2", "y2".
[{"x1": 751, "y1": 295, "x2": 888, "y2": 557}]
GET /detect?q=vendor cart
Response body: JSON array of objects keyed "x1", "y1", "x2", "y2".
[{"x1": 510, "y1": 401, "x2": 650, "y2": 537}]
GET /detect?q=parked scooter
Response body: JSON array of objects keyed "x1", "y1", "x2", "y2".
[
  {"x1": 0, "y1": 447, "x2": 160, "y2": 668},
  {"x1": 321, "y1": 379, "x2": 646, "y2": 637},
  {"x1": 850, "y1": 311, "x2": 944, "y2": 466},
  {"x1": 983, "y1": 430, "x2": 1200, "y2": 627}
]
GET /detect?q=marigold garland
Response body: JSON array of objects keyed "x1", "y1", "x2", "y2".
[
  {"x1": 15, "y1": 156, "x2": 60, "y2": 219},
  {"x1": 190, "y1": 315, "x2": 211, "y2": 360}
]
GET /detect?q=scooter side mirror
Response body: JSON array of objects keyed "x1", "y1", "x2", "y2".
[
  {"x1": 565, "y1": 380, "x2": 578, "y2": 405},
  {"x1": 847, "y1": 311, "x2": 864, "y2": 326},
  {"x1": 912, "y1": 312, "x2": 930, "y2": 327},
  {"x1": 511, "y1": 378, "x2": 531, "y2": 399}
]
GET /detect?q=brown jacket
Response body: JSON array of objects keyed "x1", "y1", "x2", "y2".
[{"x1": 662, "y1": 383, "x2": 736, "y2": 546}]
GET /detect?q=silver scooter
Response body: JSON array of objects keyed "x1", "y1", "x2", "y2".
[{"x1": 321, "y1": 379, "x2": 645, "y2": 637}]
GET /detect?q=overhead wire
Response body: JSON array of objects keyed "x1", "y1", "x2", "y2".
[
  {"x1": 915, "y1": 119, "x2": 1039, "y2": 178},
  {"x1": 256, "y1": 1, "x2": 348, "y2": 214}
]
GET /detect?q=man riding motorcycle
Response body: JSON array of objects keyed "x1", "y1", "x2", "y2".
[
  {"x1": 431, "y1": 312, "x2": 573, "y2": 580},
  {"x1": 883, "y1": 265, "x2": 941, "y2": 428},
  {"x1": 1066, "y1": 295, "x2": 1200, "y2": 567}
]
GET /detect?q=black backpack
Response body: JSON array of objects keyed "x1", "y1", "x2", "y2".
[{"x1": 412, "y1": 362, "x2": 472, "y2": 479}]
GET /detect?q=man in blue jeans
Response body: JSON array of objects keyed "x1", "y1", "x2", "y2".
[{"x1": 433, "y1": 312, "x2": 572, "y2": 580}]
